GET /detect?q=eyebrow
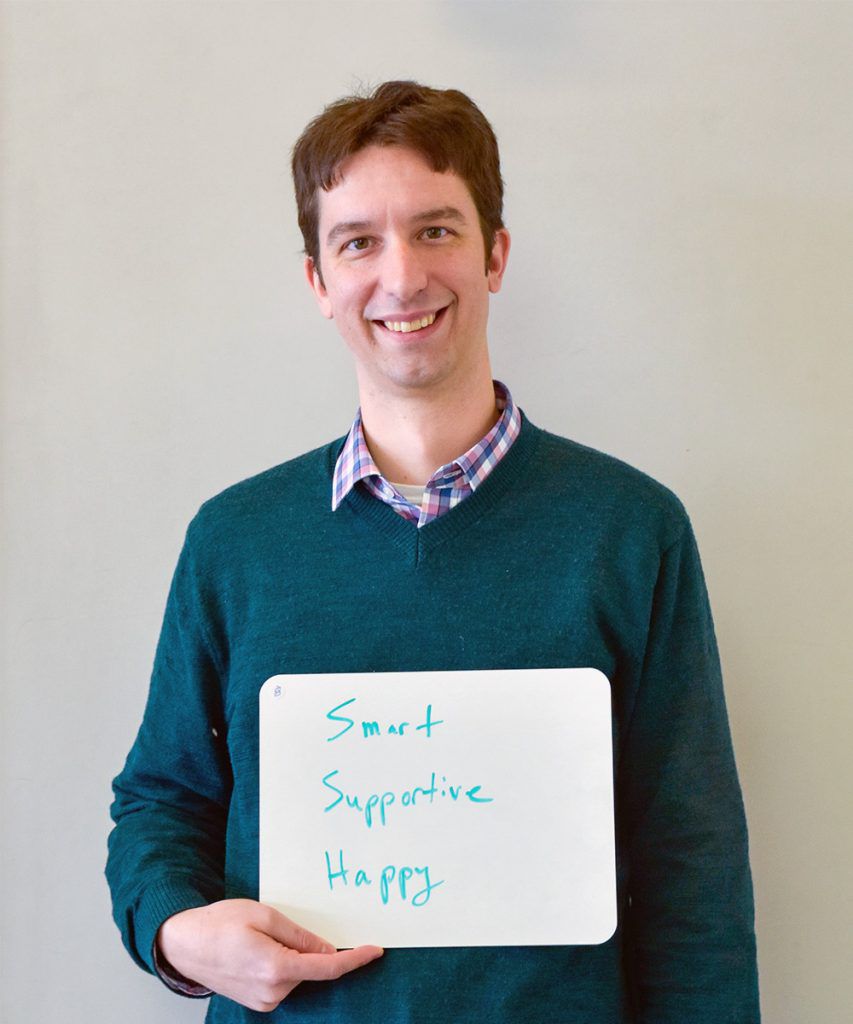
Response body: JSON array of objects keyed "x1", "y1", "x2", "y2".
[
  {"x1": 325, "y1": 206, "x2": 469, "y2": 247},
  {"x1": 326, "y1": 220, "x2": 372, "y2": 247},
  {"x1": 412, "y1": 206, "x2": 468, "y2": 226}
]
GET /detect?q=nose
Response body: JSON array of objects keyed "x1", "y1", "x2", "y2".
[{"x1": 378, "y1": 238, "x2": 428, "y2": 304}]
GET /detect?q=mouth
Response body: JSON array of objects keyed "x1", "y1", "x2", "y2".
[{"x1": 370, "y1": 306, "x2": 448, "y2": 336}]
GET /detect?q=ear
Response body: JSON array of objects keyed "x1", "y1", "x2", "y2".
[
  {"x1": 486, "y1": 228, "x2": 511, "y2": 294},
  {"x1": 304, "y1": 257, "x2": 333, "y2": 319}
]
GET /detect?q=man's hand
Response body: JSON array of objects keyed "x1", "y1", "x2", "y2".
[{"x1": 156, "y1": 898, "x2": 384, "y2": 1012}]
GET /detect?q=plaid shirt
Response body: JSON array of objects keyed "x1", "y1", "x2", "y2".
[{"x1": 332, "y1": 381, "x2": 520, "y2": 527}]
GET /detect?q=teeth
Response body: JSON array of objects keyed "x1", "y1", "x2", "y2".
[{"x1": 382, "y1": 313, "x2": 436, "y2": 333}]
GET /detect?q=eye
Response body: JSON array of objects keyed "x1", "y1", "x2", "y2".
[
  {"x1": 344, "y1": 237, "x2": 371, "y2": 252},
  {"x1": 422, "y1": 226, "x2": 449, "y2": 240}
]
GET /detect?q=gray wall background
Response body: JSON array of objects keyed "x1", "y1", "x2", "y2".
[{"x1": 2, "y1": 2, "x2": 851, "y2": 1021}]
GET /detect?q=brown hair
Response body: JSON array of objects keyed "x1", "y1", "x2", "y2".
[{"x1": 292, "y1": 80, "x2": 504, "y2": 278}]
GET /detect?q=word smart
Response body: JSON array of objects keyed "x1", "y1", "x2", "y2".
[{"x1": 326, "y1": 698, "x2": 443, "y2": 743}]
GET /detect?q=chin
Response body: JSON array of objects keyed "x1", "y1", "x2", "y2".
[{"x1": 377, "y1": 362, "x2": 455, "y2": 394}]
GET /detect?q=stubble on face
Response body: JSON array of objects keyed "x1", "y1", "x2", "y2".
[{"x1": 307, "y1": 145, "x2": 509, "y2": 404}]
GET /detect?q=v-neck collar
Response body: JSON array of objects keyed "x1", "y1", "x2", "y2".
[{"x1": 328, "y1": 413, "x2": 543, "y2": 565}]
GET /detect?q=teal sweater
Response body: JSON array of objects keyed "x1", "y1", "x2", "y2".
[{"x1": 107, "y1": 416, "x2": 760, "y2": 1022}]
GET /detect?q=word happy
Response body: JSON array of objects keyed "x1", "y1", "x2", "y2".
[{"x1": 324, "y1": 848, "x2": 444, "y2": 907}]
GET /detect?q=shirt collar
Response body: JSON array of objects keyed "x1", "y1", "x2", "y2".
[{"x1": 332, "y1": 381, "x2": 519, "y2": 511}]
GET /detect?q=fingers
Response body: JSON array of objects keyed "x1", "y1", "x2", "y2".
[
  {"x1": 156, "y1": 900, "x2": 382, "y2": 1014},
  {"x1": 290, "y1": 945, "x2": 384, "y2": 982},
  {"x1": 257, "y1": 905, "x2": 337, "y2": 955},
  {"x1": 257, "y1": 905, "x2": 384, "y2": 978}
]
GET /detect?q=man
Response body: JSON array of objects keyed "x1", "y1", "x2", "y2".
[{"x1": 107, "y1": 81, "x2": 760, "y2": 1021}]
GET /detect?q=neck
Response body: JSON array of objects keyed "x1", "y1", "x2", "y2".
[{"x1": 358, "y1": 373, "x2": 499, "y2": 485}]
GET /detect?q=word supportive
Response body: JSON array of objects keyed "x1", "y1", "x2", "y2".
[
  {"x1": 324, "y1": 848, "x2": 444, "y2": 907},
  {"x1": 322, "y1": 768, "x2": 494, "y2": 830}
]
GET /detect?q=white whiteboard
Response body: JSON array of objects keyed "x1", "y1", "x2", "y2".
[{"x1": 259, "y1": 668, "x2": 616, "y2": 948}]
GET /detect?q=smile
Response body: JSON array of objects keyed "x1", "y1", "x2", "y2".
[{"x1": 382, "y1": 313, "x2": 436, "y2": 333}]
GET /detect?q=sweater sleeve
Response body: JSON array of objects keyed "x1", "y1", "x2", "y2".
[
  {"x1": 619, "y1": 520, "x2": 760, "y2": 1022},
  {"x1": 105, "y1": 524, "x2": 233, "y2": 986}
]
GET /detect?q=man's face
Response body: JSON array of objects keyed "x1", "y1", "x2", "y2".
[{"x1": 306, "y1": 145, "x2": 510, "y2": 401}]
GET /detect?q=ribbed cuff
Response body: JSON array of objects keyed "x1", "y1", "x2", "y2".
[
  {"x1": 134, "y1": 876, "x2": 214, "y2": 985},
  {"x1": 153, "y1": 939, "x2": 213, "y2": 998}
]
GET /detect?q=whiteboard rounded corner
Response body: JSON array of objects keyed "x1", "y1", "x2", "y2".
[
  {"x1": 589, "y1": 907, "x2": 618, "y2": 946},
  {"x1": 586, "y1": 667, "x2": 612, "y2": 691},
  {"x1": 260, "y1": 675, "x2": 289, "y2": 700}
]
